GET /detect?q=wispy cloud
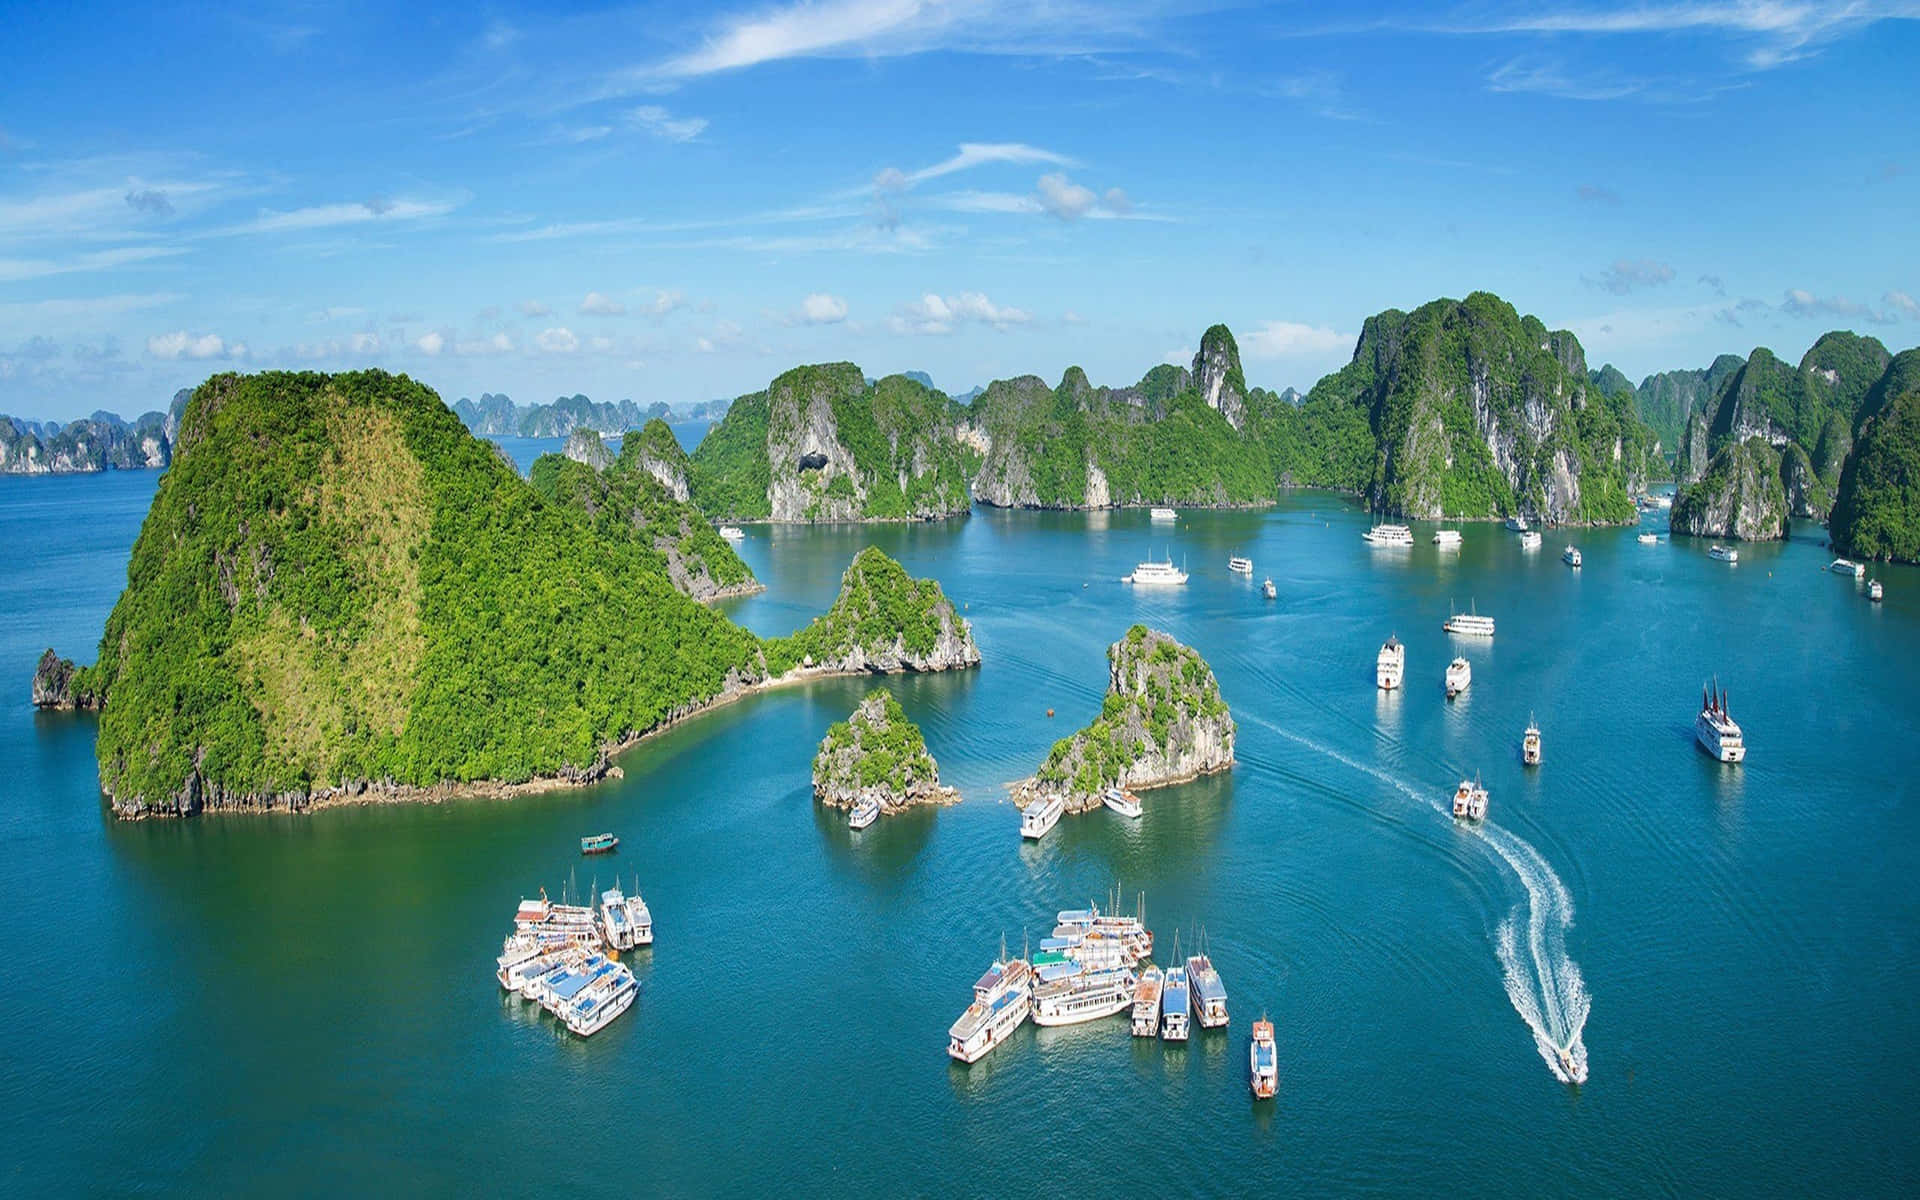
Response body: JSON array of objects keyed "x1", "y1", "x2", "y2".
[
  {"x1": 0, "y1": 245, "x2": 188, "y2": 284},
  {"x1": 1698, "y1": 272, "x2": 1727, "y2": 296},
  {"x1": 1488, "y1": 57, "x2": 1642, "y2": 100},
  {"x1": 1440, "y1": 2, "x2": 1920, "y2": 70},
  {"x1": 1576, "y1": 183, "x2": 1622, "y2": 206},
  {"x1": 1886, "y1": 290, "x2": 1919, "y2": 319},
  {"x1": 879, "y1": 142, "x2": 1078, "y2": 190},
  {"x1": 1240, "y1": 320, "x2": 1347, "y2": 358},
  {"x1": 579, "y1": 291, "x2": 627, "y2": 316},
  {"x1": 1585, "y1": 258, "x2": 1676, "y2": 295},
  {"x1": 1780, "y1": 287, "x2": 1889, "y2": 321},
  {"x1": 211, "y1": 197, "x2": 456, "y2": 237},
  {"x1": 627, "y1": 105, "x2": 708, "y2": 142}
]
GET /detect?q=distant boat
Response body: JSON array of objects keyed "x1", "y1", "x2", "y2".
[
  {"x1": 1102, "y1": 787, "x2": 1143, "y2": 819},
  {"x1": 1228, "y1": 555, "x2": 1254, "y2": 575},
  {"x1": 1562, "y1": 545, "x2": 1582, "y2": 567},
  {"x1": 1696, "y1": 679, "x2": 1746, "y2": 763},
  {"x1": 1656, "y1": 494, "x2": 1673, "y2": 510},
  {"x1": 1131, "y1": 966, "x2": 1165, "y2": 1038},
  {"x1": 1505, "y1": 516, "x2": 1530, "y2": 532},
  {"x1": 1250, "y1": 1017, "x2": 1278, "y2": 1099},
  {"x1": 1443, "y1": 602, "x2": 1495, "y2": 638},
  {"x1": 1709, "y1": 545, "x2": 1739, "y2": 563},
  {"x1": 1433, "y1": 529, "x2": 1462, "y2": 547},
  {"x1": 1124, "y1": 556, "x2": 1188, "y2": 585},
  {"x1": 718, "y1": 525, "x2": 745, "y2": 541},
  {"x1": 1262, "y1": 577, "x2": 1277, "y2": 600},
  {"x1": 1829, "y1": 557, "x2": 1865, "y2": 578},
  {"x1": 1363, "y1": 523, "x2": 1414, "y2": 547},
  {"x1": 1522, "y1": 715, "x2": 1542, "y2": 766},
  {"x1": 1520, "y1": 531, "x2": 1542, "y2": 550},
  {"x1": 580, "y1": 832, "x2": 619, "y2": 855},
  {"x1": 1376, "y1": 635, "x2": 1404, "y2": 691},
  {"x1": 1451, "y1": 775, "x2": 1488, "y2": 821},
  {"x1": 1444, "y1": 657, "x2": 1471, "y2": 699},
  {"x1": 848, "y1": 796, "x2": 880, "y2": 830},
  {"x1": 1021, "y1": 793, "x2": 1065, "y2": 839},
  {"x1": 1149, "y1": 507, "x2": 1178, "y2": 522},
  {"x1": 1870, "y1": 579, "x2": 1884, "y2": 603},
  {"x1": 1637, "y1": 532, "x2": 1659, "y2": 545}
]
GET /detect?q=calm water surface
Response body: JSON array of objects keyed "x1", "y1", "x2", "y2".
[{"x1": 2, "y1": 470, "x2": 1916, "y2": 1196}]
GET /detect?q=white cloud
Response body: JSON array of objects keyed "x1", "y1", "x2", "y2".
[
  {"x1": 879, "y1": 142, "x2": 1078, "y2": 190},
  {"x1": 350, "y1": 332, "x2": 382, "y2": 354},
  {"x1": 1441, "y1": 3, "x2": 1920, "y2": 70},
  {"x1": 579, "y1": 291, "x2": 627, "y2": 316},
  {"x1": 891, "y1": 290, "x2": 1030, "y2": 335},
  {"x1": 517, "y1": 299, "x2": 551, "y2": 317},
  {"x1": 1036, "y1": 172, "x2": 1098, "y2": 220},
  {"x1": 798, "y1": 292, "x2": 849, "y2": 324},
  {"x1": 1241, "y1": 320, "x2": 1346, "y2": 358},
  {"x1": 1883, "y1": 290, "x2": 1918, "y2": 319},
  {"x1": 641, "y1": 289, "x2": 686, "y2": 316},
  {"x1": 1781, "y1": 288, "x2": 1872, "y2": 319},
  {"x1": 628, "y1": 106, "x2": 708, "y2": 142},
  {"x1": 146, "y1": 331, "x2": 236, "y2": 360},
  {"x1": 1586, "y1": 258, "x2": 1677, "y2": 295},
  {"x1": 415, "y1": 331, "x2": 445, "y2": 356},
  {"x1": 455, "y1": 332, "x2": 514, "y2": 356},
  {"x1": 536, "y1": 327, "x2": 580, "y2": 353},
  {"x1": 1163, "y1": 346, "x2": 1193, "y2": 366}
]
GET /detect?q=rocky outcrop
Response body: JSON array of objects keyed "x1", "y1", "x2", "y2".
[
  {"x1": 768, "y1": 547, "x2": 980, "y2": 675},
  {"x1": 31, "y1": 649, "x2": 103, "y2": 709},
  {"x1": 1637, "y1": 355, "x2": 1745, "y2": 456},
  {"x1": 519, "y1": 395, "x2": 647, "y2": 438},
  {"x1": 1, "y1": 412, "x2": 171, "y2": 474},
  {"x1": 811, "y1": 691, "x2": 959, "y2": 812},
  {"x1": 1012, "y1": 625, "x2": 1234, "y2": 814},
  {"x1": 1192, "y1": 324, "x2": 1248, "y2": 430},
  {"x1": 1779, "y1": 442, "x2": 1829, "y2": 521},
  {"x1": 563, "y1": 428, "x2": 614, "y2": 471},
  {"x1": 626, "y1": 418, "x2": 691, "y2": 501},
  {"x1": 451, "y1": 393, "x2": 519, "y2": 436},
  {"x1": 1831, "y1": 351, "x2": 1920, "y2": 563},
  {"x1": 1681, "y1": 411, "x2": 1711, "y2": 483},
  {"x1": 1671, "y1": 438, "x2": 1788, "y2": 541}
]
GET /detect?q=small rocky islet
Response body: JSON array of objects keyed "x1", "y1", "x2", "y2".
[{"x1": 811, "y1": 691, "x2": 958, "y2": 814}]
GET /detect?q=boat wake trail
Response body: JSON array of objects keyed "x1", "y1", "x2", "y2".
[{"x1": 1244, "y1": 715, "x2": 1591, "y2": 1084}]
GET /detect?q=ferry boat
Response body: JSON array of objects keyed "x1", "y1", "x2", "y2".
[
  {"x1": 1433, "y1": 529, "x2": 1463, "y2": 547},
  {"x1": 1123, "y1": 556, "x2": 1188, "y2": 585},
  {"x1": 1637, "y1": 532, "x2": 1659, "y2": 545},
  {"x1": 562, "y1": 963, "x2": 639, "y2": 1037},
  {"x1": 718, "y1": 525, "x2": 745, "y2": 541},
  {"x1": 1160, "y1": 964, "x2": 1191, "y2": 1041},
  {"x1": 1562, "y1": 546, "x2": 1582, "y2": 568},
  {"x1": 1520, "y1": 530, "x2": 1542, "y2": 550},
  {"x1": 1444, "y1": 657, "x2": 1471, "y2": 699},
  {"x1": 1830, "y1": 558, "x2": 1865, "y2": 578},
  {"x1": 1020, "y1": 793, "x2": 1066, "y2": 839},
  {"x1": 1452, "y1": 775, "x2": 1489, "y2": 821},
  {"x1": 1709, "y1": 545, "x2": 1738, "y2": 563},
  {"x1": 580, "y1": 832, "x2": 619, "y2": 855},
  {"x1": 1149, "y1": 507, "x2": 1178, "y2": 522},
  {"x1": 1505, "y1": 516, "x2": 1530, "y2": 532},
  {"x1": 848, "y1": 796, "x2": 881, "y2": 830},
  {"x1": 1363, "y1": 523, "x2": 1414, "y2": 547},
  {"x1": 1032, "y1": 965, "x2": 1138, "y2": 1026},
  {"x1": 1695, "y1": 681, "x2": 1746, "y2": 763},
  {"x1": 1376, "y1": 635, "x2": 1405, "y2": 691},
  {"x1": 1131, "y1": 966, "x2": 1165, "y2": 1037},
  {"x1": 948, "y1": 955, "x2": 1034, "y2": 1063},
  {"x1": 1870, "y1": 579, "x2": 1884, "y2": 603},
  {"x1": 1522, "y1": 715, "x2": 1542, "y2": 766},
  {"x1": 1261, "y1": 577, "x2": 1277, "y2": 600},
  {"x1": 1443, "y1": 603, "x2": 1495, "y2": 638},
  {"x1": 1250, "y1": 1018, "x2": 1278, "y2": 1099},
  {"x1": 1186, "y1": 953, "x2": 1229, "y2": 1028},
  {"x1": 1102, "y1": 787, "x2": 1143, "y2": 819},
  {"x1": 1228, "y1": 555, "x2": 1254, "y2": 575}
]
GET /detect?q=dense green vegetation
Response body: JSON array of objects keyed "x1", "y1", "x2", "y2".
[
  {"x1": 1831, "y1": 350, "x2": 1920, "y2": 562},
  {"x1": 1035, "y1": 625, "x2": 1231, "y2": 798},
  {"x1": 627, "y1": 417, "x2": 690, "y2": 476},
  {"x1": 1672, "y1": 436, "x2": 1788, "y2": 540},
  {"x1": 688, "y1": 391, "x2": 771, "y2": 518},
  {"x1": 764, "y1": 546, "x2": 969, "y2": 675},
  {"x1": 1635, "y1": 355, "x2": 1744, "y2": 454},
  {"x1": 812, "y1": 691, "x2": 940, "y2": 796}
]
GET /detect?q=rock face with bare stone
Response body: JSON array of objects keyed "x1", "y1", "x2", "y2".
[{"x1": 811, "y1": 691, "x2": 958, "y2": 812}]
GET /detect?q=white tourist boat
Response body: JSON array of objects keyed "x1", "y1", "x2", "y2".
[
  {"x1": 1021, "y1": 793, "x2": 1065, "y2": 839},
  {"x1": 1444, "y1": 657, "x2": 1471, "y2": 699},
  {"x1": 1228, "y1": 554, "x2": 1254, "y2": 575},
  {"x1": 1433, "y1": 529, "x2": 1463, "y2": 547},
  {"x1": 1656, "y1": 494, "x2": 1673, "y2": 510},
  {"x1": 623, "y1": 888, "x2": 653, "y2": 947},
  {"x1": 1520, "y1": 530, "x2": 1542, "y2": 550},
  {"x1": 1186, "y1": 953, "x2": 1229, "y2": 1029},
  {"x1": 1451, "y1": 775, "x2": 1489, "y2": 821},
  {"x1": 948, "y1": 955, "x2": 1033, "y2": 1063},
  {"x1": 561, "y1": 962, "x2": 639, "y2": 1037},
  {"x1": 1160, "y1": 964, "x2": 1191, "y2": 1041},
  {"x1": 1522, "y1": 715, "x2": 1542, "y2": 766},
  {"x1": 1562, "y1": 545, "x2": 1582, "y2": 567},
  {"x1": 1250, "y1": 1017, "x2": 1278, "y2": 1099},
  {"x1": 1870, "y1": 579, "x2": 1884, "y2": 603},
  {"x1": 1376, "y1": 635, "x2": 1405, "y2": 690},
  {"x1": 1830, "y1": 558, "x2": 1865, "y2": 578},
  {"x1": 1150, "y1": 507, "x2": 1178, "y2": 522},
  {"x1": 535, "y1": 953, "x2": 611, "y2": 1013},
  {"x1": 1709, "y1": 544, "x2": 1739, "y2": 563},
  {"x1": 1638, "y1": 532, "x2": 1659, "y2": 545},
  {"x1": 1695, "y1": 681, "x2": 1746, "y2": 763},
  {"x1": 1032, "y1": 965, "x2": 1138, "y2": 1026},
  {"x1": 599, "y1": 886, "x2": 641, "y2": 951},
  {"x1": 1124, "y1": 556, "x2": 1188, "y2": 585},
  {"x1": 1102, "y1": 787, "x2": 1143, "y2": 819},
  {"x1": 1442, "y1": 603, "x2": 1495, "y2": 638},
  {"x1": 1261, "y1": 577, "x2": 1277, "y2": 600},
  {"x1": 848, "y1": 795, "x2": 881, "y2": 830},
  {"x1": 1505, "y1": 516, "x2": 1530, "y2": 532},
  {"x1": 1363, "y1": 523, "x2": 1414, "y2": 547},
  {"x1": 1131, "y1": 965, "x2": 1165, "y2": 1037},
  {"x1": 718, "y1": 525, "x2": 745, "y2": 541}
]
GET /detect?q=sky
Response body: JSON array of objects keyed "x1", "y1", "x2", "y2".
[{"x1": 2, "y1": 0, "x2": 1917, "y2": 420}]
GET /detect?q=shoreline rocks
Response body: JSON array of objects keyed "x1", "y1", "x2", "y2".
[{"x1": 812, "y1": 691, "x2": 959, "y2": 813}]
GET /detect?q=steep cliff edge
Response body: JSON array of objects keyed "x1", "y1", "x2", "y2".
[
  {"x1": 764, "y1": 546, "x2": 979, "y2": 675},
  {"x1": 1012, "y1": 626, "x2": 1233, "y2": 814},
  {"x1": 563, "y1": 428, "x2": 614, "y2": 470},
  {"x1": 812, "y1": 691, "x2": 958, "y2": 812},
  {"x1": 1830, "y1": 350, "x2": 1920, "y2": 563},
  {"x1": 1671, "y1": 438, "x2": 1789, "y2": 541}
]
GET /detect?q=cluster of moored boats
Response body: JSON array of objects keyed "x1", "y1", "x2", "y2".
[
  {"x1": 948, "y1": 900, "x2": 1274, "y2": 1096},
  {"x1": 493, "y1": 882, "x2": 652, "y2": 1037}
]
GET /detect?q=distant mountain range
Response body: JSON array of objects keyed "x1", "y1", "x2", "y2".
[
  {"x1": 449, "y1": 393, "x2": 733, "y2": 438},
  {"x1": 0, "y1": 390, "x2": 191, "y2": 475}
]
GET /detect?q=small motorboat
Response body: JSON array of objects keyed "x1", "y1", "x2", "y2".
[
  {"x1": 1709, "y1": 544, "x2": 1739, "y2": 563},
  {"x1": 580, "y1": 832, "x2": 619, "y2": 855},
  {"x1": 848, "y1": 796, "x2": 881, "y2": 830},
  {"x1": 1444, "y1": 657, "x2": 1471, "y2": 699},
  {"x1": 1562, "y1": 545, "x2": 1582, "y2": 568},
  {"x1": 1451, "y1": 775, "x2": 1488, "y2": 821},
  {"x1": 1522, "y1": 716, "x2": 1542, "y2": 766},
  {"x1": 1869, "y1": 579, "x2": 1884, "y2": 603},
  {"x1": 1261, "y1": 577, "x2": 1277, "y2": 600},
  {"x1": 1637, "y1": 532, "x2": 1658, "y2": 545},
  {"x1": 718, "y1": 525, "x2": 745, "y2": 541},
  {"x1": 1102, "y1": 787, "x2": 1143, "y2": 819}
]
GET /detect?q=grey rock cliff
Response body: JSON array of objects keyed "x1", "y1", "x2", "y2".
[
  {"x1": 564, "y1": 428, "x2": 614, "y2": 471},
  {"x1": 1671, "y1": 438, "x2": 1788, "y2": 541}
]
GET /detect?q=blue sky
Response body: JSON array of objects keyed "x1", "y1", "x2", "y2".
[{"x1": 2, "y1": 1, "x2": 1917, "y2": 420}]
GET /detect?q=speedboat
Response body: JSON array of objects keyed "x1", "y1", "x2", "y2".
[
  {"x1": 1261, "y1": 577, "x2": 1277, "y2": 600},
  {"x1": 1228, "y1": 555, "x2": 1253, "y2": 575},
  {"x1": 1637, "y1": 532, "x2": 1658, "y2": 545},
  {"x1": 1451, "y1": 775, "x2": 1488, "y2": 821},
  {"x1": 1562, "y1": 546, "x2": 1582, "y2": 568},
  {"x1": 1444, "y1": 657, "x2": 1471, "y2": 699},
  {"x1": 1709, "y1": 545, "x2": 1738, "y2": 563},
  {"x1": 1250, "y1": 1018, "x2": 1278, "y2": 1099},
  {"x1": 848, "y1": 795, "x2": 880, "y2": 830},
  {"x1": 1522, "y1": 715, "x2": 1541, "y2": 766},
  {"x1": 1363, "y1": 523, "x2": 1414, "y2": 547}
]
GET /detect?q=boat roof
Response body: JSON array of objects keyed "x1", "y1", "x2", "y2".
[
  {"x1": 1161, "y1": 986, "x2": 1189, "y2": 1015},
  {"x1": 1254, "y1": 1044, "x2": 1275, "y2": 1069},
  {"x1": 971, "y1": 965, "x2": 1003, "y2": 993},
  {"x1": 1057, "y1": 908, "x2": 1094, "y2": 923},
  {"x1": 1035, "y1": 961, "x2": 1082, "y2": 982}
]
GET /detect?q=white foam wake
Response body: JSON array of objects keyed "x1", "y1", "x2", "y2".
[{"x1": 1246, "y1": 715, "x2": 1591, "y2": 1084}]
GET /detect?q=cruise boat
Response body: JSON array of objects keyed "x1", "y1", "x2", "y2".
[
  {"x1": 1228, "y1": 555, "x2": 1254, "y2": 575},
  {"x1": 1830, "y1": 558, "x2": 1865, "y2": 578},
  {"x1": 1186, "y1": 953, "x2": 1229, "y2": 1028},
  {"x1": 534, "y1": 953, "x2": 611, "y2": 1012},
  {"x1": 1638, "y1": 532, "x2": 1659, "y2": 545},
  {"x1": 1160, "y1": 964, "x2": 1191, "y2": 1041},
  {"x1": 718, "y1": 525, "x2": 745, "y2": 541},
  {"x1": 948, "y1": 955, "x2": 1034, "y2": 1063},
  {"x1": 1261, "y1": 577, "x2": 1277, "y2": 600},
  {"x1": 1363, "y1": 523, "x2": 1414, "y2": 547},
  {"x1": 520, "y1": 947, "x2": 591, "y2": 1002},
  {"x1": 1020, "y1": 793, "x2": 1066, "y2": 839},
  {"x1": 1656, "y1": 494, "x2": 1673, "y2": 510},
  {"x1": 1102, "y1": 787, "x2": 1143, "y2": 819},
  {"x1": 1376, "y1": 635, "x2": 1405, "y2": 691},
  {"x1": 1123, "y1": 556, "x2": 1188, "y2": 585},
  {"x1": 599, "y1": 887, "x2": 640, "y2": 951},
  {"x1": 1695, "y1": 681, "x2": 1746, "y2": 763},
  {"x1": 1522, "y1": 715, "x2": 1541, "y2": 766},
  {"x1": 580, "y1": 832, "x2": 619, "y2": 855},
  {"x1": 1562, "y1": 546, "x2": 1582, "y2": 568},
  {"x1": 1520, "y1": 530, "x2": 1542, "y2": 550},
  {"x1": 623, "y1": 888, "x2": 653, "y2": 947},
  {"x1": 1442, "y1": 603, "x2": 1495, "y2": 638},
  {"x1": 562, "y1": 963, "x2": 639, "y2": 1037},
  {"x1": 1433, "y1": 529, "x2": 1463, "y2": 547},
  {"x1": 1032, "y1": 965, "x2": 1138, "y2": 1026},
  {"x1": 1149, "y1": 507, "x2": 1178, "y2": 522},
  {"x1": 1131, "y1": 966, "x2": 1165, "y2": 1037},
  {"x1": 1505, "y1": 516, "x2": 1530, "y2": 532},
  {"x1": 1451, "y1": 775, "x2": 1488, "y2": 821},
  {"x1": 848, "y1": 796, "x2": 881, "y2": 830},
  {"x1": 1444, "y1": 657, "x2": 1471, "y2": 699},
  {"x1": 1709, "y1": 545, "x2": 1739, "y2": 563},
  {"x1": 1870, "y1": 579, "x2": 1884, "y2": 603},
  {"x1": 1250, "y1": 1018, "x2": 1278, "y2": 1099}
]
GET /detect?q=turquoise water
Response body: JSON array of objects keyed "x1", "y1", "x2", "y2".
[{"x1": 3, "y1": 472, "x2": 1916, "y2": 1195}]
